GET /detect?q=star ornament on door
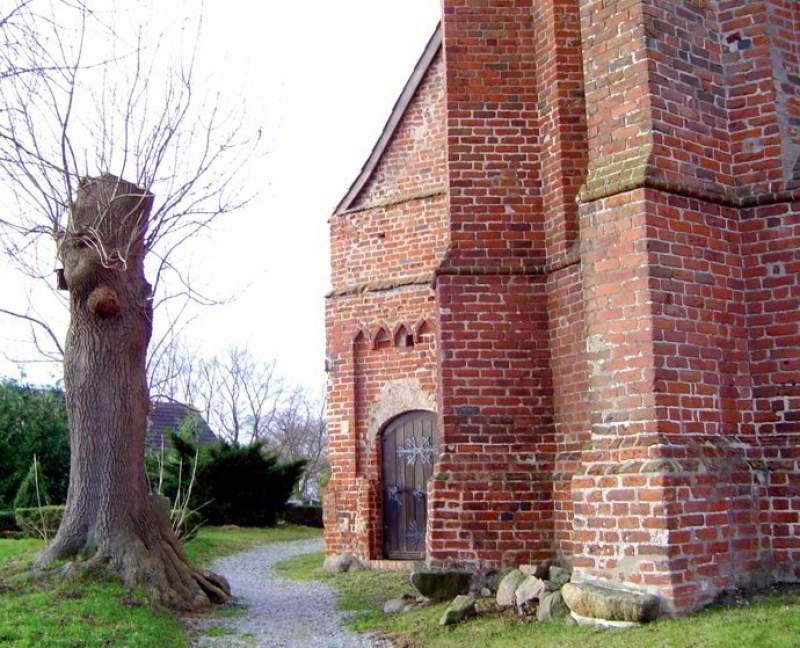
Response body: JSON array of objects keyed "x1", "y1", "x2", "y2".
[{"x1": 398, "y1": 433, "x2": 434, "y2": 466}]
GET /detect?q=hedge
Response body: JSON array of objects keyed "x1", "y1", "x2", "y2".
[
  {"x1": 282, "y1": 505, "x2": 323, "y2": 528},
  {"x1": 14, "y1": 505, "x2": 64, "y2": 539},
  {"x1": 0, "y1": 509, "x2": 18, "y2": 532}
]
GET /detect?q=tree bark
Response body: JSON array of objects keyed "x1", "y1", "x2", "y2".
[{"x1": 34, "y1": 174, "x2": 230, "y2": 610}]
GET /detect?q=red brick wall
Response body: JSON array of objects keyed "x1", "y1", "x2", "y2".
[
  {"x1": 428, "y1": 273, "x2": 554, "y2": 567},
  {"x1": 547, "y1": 261, "x2": 589, "y2": 561},
  {"x1": 534, "y1": 0, "x2": 591, "y2": 562},
  {"x1": 533, "y1": 0, "x2": 588, "y2": 259},
  {"x1": 644, "y1": 1, "x2": 732, "y2": 199},
  {"x1": 440, "y1": 0, "x2": 544, "y2": 272},
  {"x1": 325, "y1": 0, "x2": 800, "y2": 615},
  {"x1": 724, "y1": 1, "x2": 800, "y2": 201},
  {"x1": 425, "y1": 0, "x2": 557, "y2": 569},
  {"x1": 330, "y1": 196, "x2": 448, "y2": 289},
  {"x1": 743, "y1": 200, "x2": 800, "y2": 584},
  {"x1": 325, "y1": 46, "x2": 447, "y2": 559}
]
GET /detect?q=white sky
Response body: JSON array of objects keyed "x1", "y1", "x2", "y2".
[{"x1": 0, "y1": 0, "x2": 442, "y2": 399}]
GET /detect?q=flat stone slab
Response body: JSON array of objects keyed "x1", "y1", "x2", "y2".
[
  {"x1": 411, "y1": 568, "x2": 471, "y2": 601},
  {"x1": 439, "y1": 594, "x2": 476, "y2": 626},
  {"x1": 570, "y1": 611, "x2": 642, "y2": 629},
  {"x1": 383, "y1": 594, "x2": 415, "y2": 614},
  {"x1": 515, "y1": 575, "x2": 547, "y2": 612},
  {"x1": 496, "y1": 569, "x2": 526, "y2": 607},
  {"x1": 562, "y1": 582, "x2": 660, "y2": 623}
]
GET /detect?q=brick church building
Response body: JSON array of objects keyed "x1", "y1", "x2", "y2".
[{"x1": 324, "y1": 0, "x2": 800, "y2": 614}]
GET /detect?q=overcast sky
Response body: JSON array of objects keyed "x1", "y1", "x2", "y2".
[{"x1": 0, "y1": 1, "x2": 441, "y2": 399}]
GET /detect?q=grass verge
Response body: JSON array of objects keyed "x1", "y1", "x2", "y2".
[
  {"x1": 276, "y1": 551, "x2": 800, "y2": 648},
  {"x1": 0, "y1": 525, "x2": 321, "y2": 647},
  {"x1": 183, "y1": 524, "x2": 321, "y2": 567}
]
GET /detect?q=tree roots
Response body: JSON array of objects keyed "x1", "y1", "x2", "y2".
[{"x1": 34, "y1": 528, "x2": 230, "y2": 611}]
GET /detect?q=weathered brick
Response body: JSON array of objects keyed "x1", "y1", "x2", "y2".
[{"x1": 325, "y1": 0, "x2": 800, "y2": 617}]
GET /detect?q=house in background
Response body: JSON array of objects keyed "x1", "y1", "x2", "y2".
[
  {"x1": 324, "y1": 0, "x2": 800, "y2": 615},
  {"x1": 146, "y1": 401, "x2": 218, "y2": 452}
]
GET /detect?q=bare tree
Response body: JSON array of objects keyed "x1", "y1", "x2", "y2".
[
  {"x1": 0, "y1": 0, "x2": 258, "y2": 609},
  {"x1": 150, "y1": 343, "x2": 284, "y2": 445},
  {"x1": 203, "y1": 347, "x2": 283, "y2": 444},
  {"x1": 149, "y1": 336, "x2": 327, "y2": 499},
  {"x1": 266, "y1": 388, "x2": 328, "y2": 501}
]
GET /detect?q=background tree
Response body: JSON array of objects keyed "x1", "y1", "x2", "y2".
[
  {"x1": 150, "y1": 344, "x2": 284, "y2": 444},
  {"x1": 149, "y1": 339, "x2": 328, "y2": 499},
  {"x1": 0, "y1": 0, "x2": 256, "y2": 609},
  {"x1": 0, "y1": 379, "x2": 70, "y2": 509},
  {"x1": 265, "y1": 388, "x2": 328, "y2": 502}
]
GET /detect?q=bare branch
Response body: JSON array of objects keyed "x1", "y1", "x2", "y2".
[
  {"x1": 0, "y1": 306, "x2": 64, "y2": 356},
  {"x1": 0, "y1": 0, "x2": 260, "y2": 371}
]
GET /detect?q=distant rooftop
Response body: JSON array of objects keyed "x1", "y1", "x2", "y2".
[{"x1": 147, "y1": 401, "x2": 218, "y2": 451}]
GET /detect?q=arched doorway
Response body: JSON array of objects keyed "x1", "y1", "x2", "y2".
[{"x1": 382, "y1": 410, "x2": 437, "y2": 559}]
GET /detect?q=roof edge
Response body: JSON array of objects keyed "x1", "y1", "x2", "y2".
[{"x1": 333, "y1": 22, "x2": 442, "y2": 215}]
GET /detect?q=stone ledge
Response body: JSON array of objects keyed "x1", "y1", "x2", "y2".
[
  {"x1": 326, "y1": 272, "x2": 434, "y2": 298},
  {"x1": 578, "y1": 147, "x2": 800, "y2": 208}
]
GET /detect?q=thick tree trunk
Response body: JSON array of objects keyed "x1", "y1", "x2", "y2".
[{"x1": 35, "y1": 175, "x2": 229, "y2": 610}]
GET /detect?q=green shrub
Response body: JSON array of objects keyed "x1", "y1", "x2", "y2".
[
  {"x1": 0, "y1": 509, "x2": 19, "y2": 532},
  {"x1": 15, "y1": 505, "x2": 64, "y2": 539},
  {"x1": 196, "y1": 441, "x2": 306, "y2": 527},
  {"x1": 282, "y1": 505, "x2": 323, "y2": 528},
  {"x1": 0, "y1": 380, "x2": 69, "y2": 508},
  {"x1": 13, "y1": 457, "x2": 51, "y2": 510},
  {"x1": 157, "y1": 435, "x2": 305, "y2": 527}
]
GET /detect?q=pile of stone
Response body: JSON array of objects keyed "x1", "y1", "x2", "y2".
[
  {"x1": 380, "y1": 561, "x2": 662, "y2": 629},
  {"x1": 494, "y1": 563, "x2": 571, "y2": 622}
]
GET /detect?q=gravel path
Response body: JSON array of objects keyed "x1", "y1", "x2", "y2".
[{"x1": 187, "y1": 538, "x2": 392, "y2": 648}]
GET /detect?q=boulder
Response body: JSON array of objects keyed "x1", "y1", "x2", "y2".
[
  {"x1": 520, "y1": 561, "x2": 550, "y2": 579},
  {"x1": 439, "y1": 595, "x2": 477, "y2": 626},
  {"x1": 322, "y1": 553, "x2": 365, "y2": 574},
  {"x1": 495, "y1": 569, "x2": 526, "y2": 607},
  {"x1": 383, "y1": 594, "x2": 415, "y2": 614},
  {"x1": 407, "y1": 596, "x2": 432, "y2": 611},
  {"x1": 537, "y1": 591, "x2": 569, "y2": 621},
  {"x1": 515, "y1": 575, "x2": 547, "y2": 613},
  {"x1": 410, "y1": 568, "x2": 471, "y2": 601},
  {"x1": 469, "y1": 567, "x2": 504, "y2": 594},
  {"x1": 561, "y1": 582, "x2": 660, "y2": 623},
  {"x1": 484, "y1": 568, "x2": 512, "y2": 593},
  {"x1": 547, "y1": 565, "x2": 570, "y2": 588}
]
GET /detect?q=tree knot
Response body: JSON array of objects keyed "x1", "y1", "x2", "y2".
[{"x1": 88, "y1": 285, "x2": 121, "y2": 318}]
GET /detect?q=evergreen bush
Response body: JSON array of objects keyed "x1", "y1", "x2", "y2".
[
  {"x1": 161, "y1": 435, "x2": 306, "y2": 527},
  {"x1": 0, "y1": 509, "x2": 18, "y2": 532},
  {"x1": 282, "y1": 505, "x2": 323, "y2": 528},
  {"x1": 13, "y1": 457, "x2": 51, "y2": 510},
  {"x1": 0, "y1": 380, "x2": 69, "y2": 508},
  {"x1": 15, "y1": 505, "x2": 63, "y2": 539}
]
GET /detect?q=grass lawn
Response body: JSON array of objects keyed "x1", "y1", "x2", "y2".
[
  {"x1": 0, "y1": 525, "x2": 321, "y2": 647},
  {"x1": 276, "y1": 551, "x2": 800, "y2": 648}
]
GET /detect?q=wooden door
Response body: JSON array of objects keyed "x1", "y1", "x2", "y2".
[{"x1": 382, "y1": 410, "x2": 437, "y2": 559}]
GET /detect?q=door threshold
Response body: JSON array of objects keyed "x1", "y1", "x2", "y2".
[{"x1": 368, "y1": 559, "x2": 416, "y2": 571}]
